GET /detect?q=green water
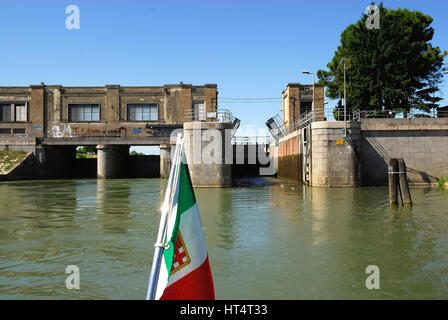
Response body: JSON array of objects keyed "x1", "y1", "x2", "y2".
[{"x1": 0, "y1": 178, "x2": 447, "y2": 299}]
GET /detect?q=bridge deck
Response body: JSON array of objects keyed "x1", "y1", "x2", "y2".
[{"x1": 41, "y1": 136, "x2": 172, "y2": 146}]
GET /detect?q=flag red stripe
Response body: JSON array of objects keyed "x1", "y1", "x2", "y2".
[{"x1": 160, "y1": 256, "x2": 215, "y2": 300}]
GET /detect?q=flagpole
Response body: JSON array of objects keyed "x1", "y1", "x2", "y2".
[{"x1": 146, "y1": 134, "x2": 183, "y2": 300}]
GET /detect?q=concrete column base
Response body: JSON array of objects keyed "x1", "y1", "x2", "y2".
[
  {"x1": 159, "y1": 144, "x2": 171, "y2": 178},
  {"x1": 183, "y1": 122, "x2": 232, "y2": 187},
  {"x1": 97, "y1": 145, "x2": 129, "y2": 179}
]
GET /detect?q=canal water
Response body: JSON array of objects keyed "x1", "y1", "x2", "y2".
[{"x1": 0, "y1": 178, "x2": 447, "y2": 299}]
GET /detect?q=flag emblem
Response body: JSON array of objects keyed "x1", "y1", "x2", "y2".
[{"x1": 171, "y1": 232, "x2": 191, "y2": 275}]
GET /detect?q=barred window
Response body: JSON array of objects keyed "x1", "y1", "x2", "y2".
[
  {"x1": 127, "y1": 104, "x2": 158, "y2": 121},
  {"x1": 69, "y1": 104, "x2": 100, "y2": 121}
]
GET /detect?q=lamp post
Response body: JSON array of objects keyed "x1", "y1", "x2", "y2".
[
  {"x1": 339, "y1": 58, "x2": 347, "y2": 138},
  {"x1": 302, "y1": 70, "x2": 315, "y2": 114}
]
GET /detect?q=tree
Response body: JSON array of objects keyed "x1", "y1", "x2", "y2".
[
  {"x1": 317, "y1": 2, "x2": 447, "y2": 115},
  {"x1": 77, "y1": 146, "x2": 97, "y2": 154}
]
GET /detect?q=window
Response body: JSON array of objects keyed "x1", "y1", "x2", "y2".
[
  {"x1": 192, "y1": 101, "x2": 205, "y2": 121},
  {"x1": 0, "y1": 103, "x2": 27, "y2": 122},
  {"x1": 15, "y1": 104, "x2": 27, "y2": 121},
  {"x1": 12, "y1": 128, "x2": 25, "y2": 134},
  {"x1": 69, "y1": 104, "x2": 100, "y2": 121},
  {"x1": 127, "y1": 104, "x2": 158, "y2": 121}
]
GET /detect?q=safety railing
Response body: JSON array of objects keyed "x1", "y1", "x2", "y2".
[
  {"x1": 324, "y1": 109, "x2": 448, "y2": 121},
  {"x1": 232, "y1": 136, "x2": 271, "y2": 145},
  {"x1": 184, "y1": 108, "x2": 235, "y2": 123},
  {"x1": 282, "y1": 111, "x2": 316, "y2": 136}
]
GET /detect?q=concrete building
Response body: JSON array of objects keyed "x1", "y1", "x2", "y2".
[
  {"x1": 282, "y1": 83, "x2": 325, "y2": 127},
  {"x1": 276, "y1": 83, "x2": 448, "y2": 187},
  {"x1": 0, "y1": 83, "x2": 219, "y2": 179}
]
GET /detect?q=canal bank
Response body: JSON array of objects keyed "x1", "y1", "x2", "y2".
[{"x1": 0, "y1": 178, "x2": 447, "y2": 299}]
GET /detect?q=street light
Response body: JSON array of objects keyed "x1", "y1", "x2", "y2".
[
  {"x1": 302, "y1": 70, "x2": 315, "y2": 114},
  {"x1": 339, "y1": 58, "x2": 348, "y2": 138}
]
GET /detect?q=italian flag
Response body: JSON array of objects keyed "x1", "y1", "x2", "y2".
[{"x1": 154, "y1": 149, "x2": 215, "y2": 300}]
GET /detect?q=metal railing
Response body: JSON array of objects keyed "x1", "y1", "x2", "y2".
[
  {"x1": 282, "y1": 111, "x2": 316, "y2": 136},
  {"x1": 184, "y1": 108, "x2": 235, "y2": 123},
  {"x1": 324, "y1": 109, "x2": 448, "y2": 121},
  {"x1": 232, "y1": 136, "x2": 271, "y2": 145},
  {"x1": 217, "y1": 108, "x2": 235, "y2": 123},
  {"x1": 184, "y1": 109, "x2": 208, "y2": 122}
]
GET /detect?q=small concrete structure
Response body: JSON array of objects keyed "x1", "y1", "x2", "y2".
[
  {"x1": 159, "y1": 144, "x2": 172, "y2": 179},
  {"x1": 183, "y1": 121, "x2": 232, "y2": 187},
  {"x1": 311, "y1": 121, "x2": 361, "y2": 187}
]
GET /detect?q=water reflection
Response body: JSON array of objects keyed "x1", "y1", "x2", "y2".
[{"x1": 0, "y1": 179, "x2": 447, "y2": 299}]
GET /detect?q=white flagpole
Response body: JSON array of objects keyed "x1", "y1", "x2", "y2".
[{"x1": 146, "y1": 134, "x2": 183, "y2": 300}]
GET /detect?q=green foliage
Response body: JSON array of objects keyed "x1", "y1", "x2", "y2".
[
  {"x1": 438, "y1": 176, "x2": 448, "y2": 188},
  {"x1": 77, "y1": 146, "x2": 97, "y2": 154},
  {"x1": 318, "y1": 2, "x2": 447, "y2": 113},
  {"x1": 130, "y1": 150, "x2": 144, "y2": 156},
  {"x1": 0, "y1": 150, "x2": 27, "y2": 173}
]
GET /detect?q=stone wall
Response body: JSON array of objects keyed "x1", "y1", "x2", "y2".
[
  {"x1": 311, "y1": 121, "x2": 361, "y2": 187},
  {"x1": 360, "y1": 118, "x2": 448, "y2": 186}
]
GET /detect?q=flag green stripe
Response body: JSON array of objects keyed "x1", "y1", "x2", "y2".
[
  {"x1": 177, "y1": 161, "x2": 197, "y2": 214},
  {"x1": 162, "y1": 159, "x2": 196, "y2": 278}
]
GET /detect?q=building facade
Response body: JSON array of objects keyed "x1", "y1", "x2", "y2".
[
  {"x1": 282, "y1": 83, "x2": 325, "y2": 127},
  {"x1": 0, "y1": 83, "x2": 218, "y2": 148}
]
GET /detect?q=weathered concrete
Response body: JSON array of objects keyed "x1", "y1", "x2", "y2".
[
  {"x1": 183, "y1": 122, "x2": 232, "y2": 187},
  {"x1": 276, "y1": 118, "x2": 448, "y2": 187},
  {"x1": 159, "y1": 144, "x2": 171, "y2": 178},
  {"x1": 97, "y1": 145, "x2": 129, "y2": 179},
  {"x1": 360, "y1": 118, "x2": 448, "y2": 186},
  {"x1": 282, "y1": 83, "x2": 325, "y2": 127},
  {"x1": 0, "y1": 83, "x2": 217, "y2": 150},
  {"x1": 311, "y1": 121, "x2": 361, "y2": 187},
  {"x1": 0, "y1": 138, "x2": 36, "y2": 152}
]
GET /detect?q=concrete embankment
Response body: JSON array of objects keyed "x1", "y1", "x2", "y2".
[{"x1": 0, "y1": 151, "x2": 44, "y2": 181}]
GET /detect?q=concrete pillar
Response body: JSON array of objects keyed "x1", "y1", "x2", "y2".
[
  {"x1": 310, "y1": 121, "x2": 361, "y2": 187},
  {"x1": 183, "y1": 121, "x2": 232, "y2": 187},
  {"x1": 97, "y1": 145, "x2": 129, "y2": 179},
  {"x1": 160, "y1": 144, "x2": 171, "y2": 178}
]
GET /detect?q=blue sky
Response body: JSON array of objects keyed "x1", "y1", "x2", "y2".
[{"x1": 1, "y1": 0, "x2": 447, "y2": 154}]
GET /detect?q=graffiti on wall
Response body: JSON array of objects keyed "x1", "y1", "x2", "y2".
[
  {"x1": 47, "y1": 125, "x2": 73, "y2": 138},
  {"x1": 71, "y1": 127, "x2": 127, "y2": 137},
  {"x1": 46, "y1": 125, "x2": 168, "y2": 138}
]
